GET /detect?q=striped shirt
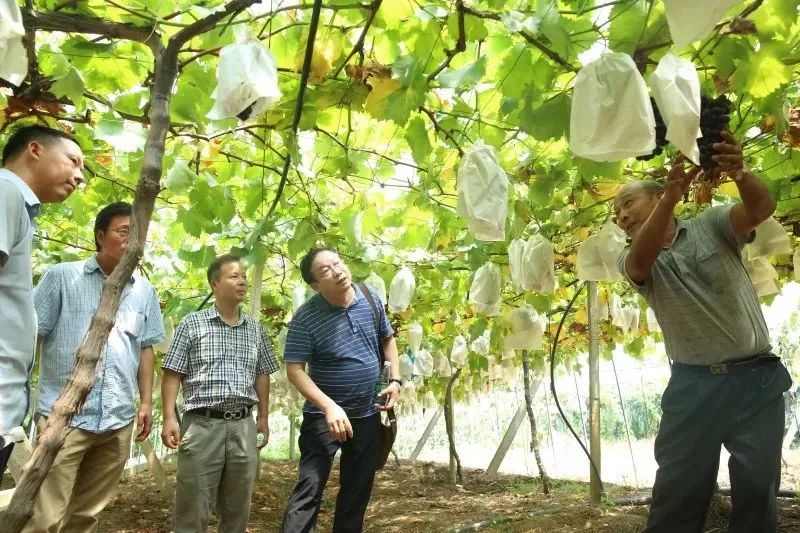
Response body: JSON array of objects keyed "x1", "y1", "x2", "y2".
[
  {"x1": 284, "y1": 284, "x2": 393, "y2": 418},
  {"x1": 163, "y1": 306, "x2": 279, "y2": 413},
  {"x1": 618, "y1": 204, "x2": 770, "y2": 365},
  {"x1": 0, "y1": 169, "x2": 40, "y2": 433},
  {"x1": 34, "y1": 256, "x2": 165, "y2": 432}
]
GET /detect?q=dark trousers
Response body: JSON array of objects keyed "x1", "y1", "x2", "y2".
[
  {"x1": 281, "y1": 413, "x2": 380, "y2": 533},
  {"x1": 646, "y1": 359, "x2": 792, "y2": 533},
  {"x1": 0, "y1": 443, "x2": 13, "y2": 484}
]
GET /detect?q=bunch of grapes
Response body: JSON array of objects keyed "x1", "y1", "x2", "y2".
[
  {"x1": 698, "y1": 95, "x2": 732, "y2": 170},
  {"x1": 636, "y1": 98, "x2": 669, "y2": 161}
]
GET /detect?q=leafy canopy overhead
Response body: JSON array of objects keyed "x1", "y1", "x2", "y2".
[{"x1": 6, "y1": 0, "x2": 800, "y2": 401}]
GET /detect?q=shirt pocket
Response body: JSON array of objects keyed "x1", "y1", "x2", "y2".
[
  {"x1": 696, "y1": 247, "x2": 726, "y2": 295},
  {"x1": 118, "y1": 309, "x2": 145, "y2": 339}
]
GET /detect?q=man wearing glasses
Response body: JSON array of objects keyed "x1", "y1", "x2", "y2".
[
  {"x1": 24, "y1": 201, "x2": 164, "y2": 532},
  {"x1": 280, "y1": 247, "x2": 401, "y2": 533}
]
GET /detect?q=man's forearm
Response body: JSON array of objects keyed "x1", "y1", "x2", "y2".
[
  {"x1": 255, "y1": 374, "x2": 270, "y2": 418},
  {"x1": 382, "y1": 336, "x2": 400, "y2": 381},
  {"x1": 161, "y1": 370, "x2": 182, "y2": 421},
  {"x1": 626, "y1": 197, "x2": 676, "y2": 276},
  {"x1": 137, "y1": 346, "x2": 155, "y2": 406},
  {"x1": 287, "y1": 363, "x2": 336, "y2": 411},
  {"x1": 736, "y1": 171, "x2": 776, "y2": 220}
]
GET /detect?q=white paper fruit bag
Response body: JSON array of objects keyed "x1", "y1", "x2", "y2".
[
  {"x1": 456, "y1": 142, "x2": 509, "y2": 241},
  {"x1": 207, "y1": 39, "x2": 282, "y2": 120},
  {"x1": 570, "y1": 53, "x2": 655, "y2": 161}
]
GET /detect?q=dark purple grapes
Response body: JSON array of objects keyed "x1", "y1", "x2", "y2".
[
  {"x1": 697, "y1": 95, "x2": 731, "y2": 170},
  {"x1": 637, "y1": 98, "x2": 669, "y2": 161}
]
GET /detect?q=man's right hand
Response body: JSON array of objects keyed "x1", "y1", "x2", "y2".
[
  {"x1": 323, "y1": 403, "x2": 353, "y2": 443},
  {"x1": 161, "y1": 418, "x2": 181, "y2": 449},
  {"x1": 663, "y1": 155, "x2": 703, "y2": 205}
]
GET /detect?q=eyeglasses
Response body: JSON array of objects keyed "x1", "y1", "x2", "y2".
[{"x1": 315, "y1": 261, "x2": 347, "y2": 279}]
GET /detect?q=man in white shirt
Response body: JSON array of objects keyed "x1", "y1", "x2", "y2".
[{"x1": 0, "y1": 125, "x2": 84, "y2": 478}]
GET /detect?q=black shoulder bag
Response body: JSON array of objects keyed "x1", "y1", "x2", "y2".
[{"x1": 358, "y1": 283, "x2": 397, "y2": 470}]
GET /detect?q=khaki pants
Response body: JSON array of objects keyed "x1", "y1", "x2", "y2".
[
  {"x1": 174, "y1": 412, "x2": 258, "y2": 533},
  {"x1": 23, "y1": 417, "x2": 134, "y2": 533}
]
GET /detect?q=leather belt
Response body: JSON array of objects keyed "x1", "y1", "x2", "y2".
[
  {"x1": 188, "y1": 405, "x2": 252, "y2": 420},
  {"x1": 674, "y1": 354, "x2": 780, "y2": 375}
]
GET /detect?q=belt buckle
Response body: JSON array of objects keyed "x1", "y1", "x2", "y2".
[
  {"x1": 224, "y1": 409, "x2": 243, "y2": 420},
  {"x1": 710, "y1": 363, "x2": 728, "y2": 375}
]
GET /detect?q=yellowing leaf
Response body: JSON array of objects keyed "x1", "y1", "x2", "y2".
[
  {"x1": 734, "y1": 55, "x2": 791, "y2": 99},
  {"x1": 295, "y1": 42, "x2": 336, "y2": 84},
  {"x1": 718, "y1": 181, "x2": 740, "y2": 197},
  {"x1": 364, "y1": 77, "x2": 402, "y2": 119},
  {"x1": 590, "y1": 181, "x2": 622, "y2": 201}
]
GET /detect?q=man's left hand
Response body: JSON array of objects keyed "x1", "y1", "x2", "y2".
[
  {"x1": 713, "y1": 131, "x2": 748, "y2": 180},
  {"x1": 135, "y1": 403, "x2": 153, "y2": 442},
  {"x1": 377, "y1": 382, "x2": 401, "y2": 411},
  {"x1": 256, "y1": 415, "x2": 270, "y2": 448}
]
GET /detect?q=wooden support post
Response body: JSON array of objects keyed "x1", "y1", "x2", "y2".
[
  {"x1": 486, "y1": 403, "x2": 526, "y2": 475},
  {"x1": 409, "y1": 406, "x2": 443, "y2": 461},
  {"x1": 250, "y1": 263, "x2": 264, "y2": 479},
  {"x1": 587, "y1": 281, "x2": 602, "y2": 505},
  {"x1": 139, "y1": 438, "x2": 170, "y2": 494},
  {"x1": 288, "y1": 415, "x2": 296, "y2": 460}
]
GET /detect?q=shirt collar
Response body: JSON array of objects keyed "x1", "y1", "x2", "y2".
[
  {"x1": 206, "y1": 304, "x2": 246, "y2": 327},
  {"x1": 670, "y1": 217, "x2": 688, "y2": 246},
  {"x1": 0, "y1": 168, "x2": 41, "y2": 219},
  {"x1": 314, "y1": 285, "x2": 361, "y2": 311},
  {"x1": 83, "y1": 255, "x2": 135, "y2": 284}
]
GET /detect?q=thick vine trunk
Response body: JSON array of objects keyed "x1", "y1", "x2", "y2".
[
  {"x1": 522, "y1": 351, "x2": 550, "y2": 494},
  {"x1": 444, "y1": 367, "x2": 463, "y2": 485},
  {"x1": 2, "y1": 2, "x2": 257, "y2": 531}
]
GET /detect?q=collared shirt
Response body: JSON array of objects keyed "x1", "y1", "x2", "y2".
[
  {"x1": 0, "y1": 168, "x2": 40, "y2": 433},
  {"x1": 284, "y1": 284, "x2": 393, "y2": 419},
  {"x1": 34, "y1": 256, "x2": 165, "y2": 433},
  {"x1": 162, "y1": 306, "x2": 279, "y2": 413},
  {"x1": 618, "y1": 204, "x2": 770, "y2": 365}
]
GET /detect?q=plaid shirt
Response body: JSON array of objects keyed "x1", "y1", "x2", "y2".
[{"x1": 163, "y1": 305, "x2": 279, "y2": 412}]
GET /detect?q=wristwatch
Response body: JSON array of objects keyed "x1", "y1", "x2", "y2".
[{"x1": 388, "y1": 378, "x2": 403, "y2": 389}]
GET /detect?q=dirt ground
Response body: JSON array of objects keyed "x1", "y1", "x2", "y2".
[{"x1": 99, "y1": 460, "x2": 800, "y2": 532}]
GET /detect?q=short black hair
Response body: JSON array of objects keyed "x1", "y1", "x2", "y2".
[
  {"x1": 94, "y1": 202, "x2": 132, "y2": 251},
  {"x1": 207, "y1": 254, "x2": 242, "y2": 286},
  {"x1": 2, "y1": 125, "x2": 78, "y2": 165},
  {"x1": 300, "y1": 247, "x2": 336, "y2": 284}
]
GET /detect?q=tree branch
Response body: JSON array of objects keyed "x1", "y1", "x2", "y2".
[
  {"x1": 462, "y1": 5, "x2": 576, "y2": 72},
  {"x1": 331, "y1": 0, "x2": 382, "y2": 79},
  {"x1": 420, "y1": 106, "x2": 464, "y2": 157},
  {"x1": 265, "y1": 0, "x2": 324, "y2": 220},
  {"x1": 21, "y1": 9, "x2": 157, "y2": 46},
  {"x1": 427, "y1": 0, "x2": 467, "y2": 82}
]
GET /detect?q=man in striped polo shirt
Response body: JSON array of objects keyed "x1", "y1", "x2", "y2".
[
  {"x1": 161, "y1": 254, "x2": 279, "y2": 533},
  {"x1": 615, "y1": 132, "x2": 791, "y2": 533},
  {"x1": 280, "y1": 248, "x2": 401, "y2": 533}
]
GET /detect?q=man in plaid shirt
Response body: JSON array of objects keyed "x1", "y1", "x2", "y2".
[{"x1": 161, "y1": 254, "x2": 279, "y2": 533}]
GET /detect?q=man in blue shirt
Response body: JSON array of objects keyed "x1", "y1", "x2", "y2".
[
  {"x1": 24, "y1": 202, "x2": 164, "y2": 533},
  {"x1": 280, "y1": 248, "x2": 401, "y2": 533},
  {"x1": 0, "y1": 125, "x2": 84, "y2": 479}
]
